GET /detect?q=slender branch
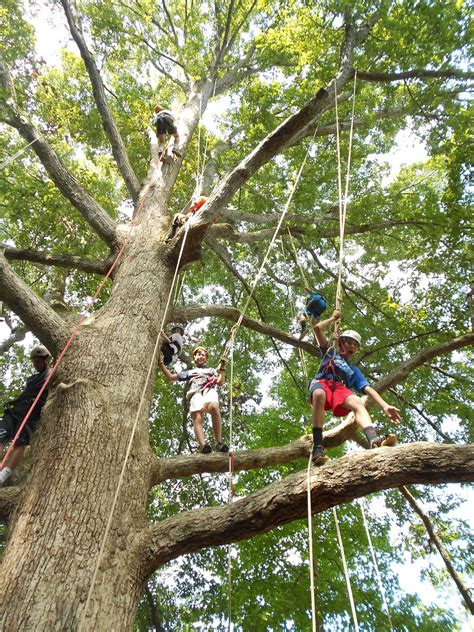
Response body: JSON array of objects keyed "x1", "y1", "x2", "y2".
[
  {"x1": 400, "y1": 486, "x2": 474, "y2": 614},
  {"x1": 208, "y1": 219, "x2": 433, "y2": 244},
  {"x1": 357, "y1": 69, "x2": 474, "y2": 82},
  {"x1": 0, "y1": 323, "x2": 27, "y2": 354},
  {"x1": 0, "y1": 63, "x2": 119, "y2": 250},
  {"x1": 60, "y1": 0, "x2": 140, "y2": 202},
  {"x1": 161, "y1": 0, "x2": 179, "y2": 44},
  {"x1": 189, "y1": 24, "x2": 362, "y2": 232},
  {"x1": 143, "y1": 444, "x2": 474, "y2": 570},
  {"x1": 171, "y1": 303, "x2": 319, "y2": 357},
  {"x1": 2, "y1": 245, "x2": 111, "y2": 275},
  {"x1": 393, "y1": 392, "x2": 454, "y2": 443},
  {"x1": 0, "y1": 252, "x2": 70, "y2": 355}
]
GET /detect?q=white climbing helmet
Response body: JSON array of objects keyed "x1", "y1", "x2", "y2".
[
  {"x1": 30, "y1": 344, "x2": 51, "y2": 358},
  {"x1": 340, "y1": 330, "x2": 362, "y2": 346}
]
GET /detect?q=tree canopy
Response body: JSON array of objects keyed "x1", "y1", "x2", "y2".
[{"x1": 0, "y1": 0, "x2": 473, "y2": 630}]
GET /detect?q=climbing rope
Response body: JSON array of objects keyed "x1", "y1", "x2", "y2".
[
  {"x1": 333, "y1": 506, "x2": 359, "y2": 631},
  {"x1": 0, "y1": 138, "x2": 38, "y2": 170},
  {"x1": 358, "y1": 498, "x2": 394, "y2": 630},
  {"x1": 333, "y1": 71, "x2": 357, "y2": 336},
  {"x1": 220, "y1": 127, "x2": 319, "y2": 367},
  {"x1": 306, "y1": 454, "x2": 318, "y2": 632},
  {"x1": 223, "y1": 130, "x2": 319, "y2": 629},
  {"x1": 79, "y1": 218, "x2": 193, "y2": 630},
  {"x1": 0, "y1": 168, "x2": 165, "y2": 471}
]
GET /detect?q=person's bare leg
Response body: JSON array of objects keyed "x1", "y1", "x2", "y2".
[
  {"x1": 5, "y1": 445, "x2": 26, "y2": 471},
  {"x1": 311, "y1": 389, "x2": 328, "y2": 465},
  {"x1": 191, "y1": 411, "x2": 206, "y2": 448},
  {"x1": 342, "y1": 395, "x2": 372, "y2": 429},
  {"x1": 208, "y1": 403, "x2": 222, "y2": 444}
]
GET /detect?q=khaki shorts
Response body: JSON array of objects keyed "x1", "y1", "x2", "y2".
[{"x1": 189, "y1": 388, "x2": 219, "y2": 413}]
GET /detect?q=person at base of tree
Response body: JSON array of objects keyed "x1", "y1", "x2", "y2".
[
  {"x1": 165, "y1": 195, "x2": 209, "y2": 242},
  {"x1": 153, "y1": 105, "x2": 182, "y2": 159},
  {"x1": 159, "y1": 346, "x2": 229, "y2": 454},
  {"x1": 160, "y1": 324, "x2": 185, "y2": 366},
  {"x1": 309, "y1": 310, "x2": 401, "y2": 466},
  {"x1": 0, "y1": 345, "x2": 51, "y2": 486}
]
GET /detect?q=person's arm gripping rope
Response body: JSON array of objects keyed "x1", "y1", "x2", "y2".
[
  {"x1": 312, "y1": 309, "x2": 341, "y2": 348},
  {"x1": 158, "y1": 354, "x2": 179, "y2": 382}
]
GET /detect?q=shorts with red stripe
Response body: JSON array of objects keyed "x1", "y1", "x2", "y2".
[{"x1": 309, "y1": 378, "x2": 354, "y2": 417}]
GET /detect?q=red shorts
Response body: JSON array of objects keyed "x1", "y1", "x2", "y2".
[{"x1": 309, "y1": 378, "x2": 354, "y2": 417}]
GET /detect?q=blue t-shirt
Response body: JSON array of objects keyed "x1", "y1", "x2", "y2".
[{"x1": 314, "y1": 345, "x2": 369, "y2": 394}]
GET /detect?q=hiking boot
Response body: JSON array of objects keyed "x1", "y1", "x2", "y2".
[
  {"x1": 370, "y1": 434, "x2": 397, "y2": 449},
  {"x1": 381, "y1": 433, "x2": 397, "y2": 447},
  {"x1": 215, "y1": 442, "x2": 229, "y2": 453},
  {"x1": 201, "y1": 444, "x2": 212, "y2": 454},
  {"x1": 311, "y1": 445, "x2": 329, "y2": 466}
]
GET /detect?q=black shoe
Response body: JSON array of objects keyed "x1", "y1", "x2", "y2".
[
  {"x1": 311, "y1": 445, "x2": 329, "y2": 466},
  {"x1": 370, "y1": 436, "x2": 383, "y2": 449},
  {"x1": 215, "y1": 442, "x2": 229, "y2": 453},
  {"x1": 201, "y1": 444, "x2": 212, "y2": 454}
]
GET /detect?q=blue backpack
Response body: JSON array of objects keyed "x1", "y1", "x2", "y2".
[{"x1": 305, "y1": 290, "x2": 327, "y2": 319}]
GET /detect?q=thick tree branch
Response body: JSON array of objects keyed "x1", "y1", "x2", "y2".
[
  {"x1": 0, "y1": 63, "x2": 120, "y2": 250},
  {"x1": 143, "y1": 443, "x2": 474, "y2": 570},
  {"x1": 171, "y1": 303, "x2": 319, "y2": 357},
  {"x1": 60, "y1": 0, "x2": 140, "y2": 202},
  {"x1": 0, "y1": 253, "x2": 70, "y2": 354},
  {"x1": 400, "y1": 486, "x2": 474, "y2": 614},
  {"x1": 188, "y1": 24, "x2": 362, "y2": 233},
  {"x1": 357, "y1": 69, "x2": 474, "y2": 82},
  {"x1": 152, "y1": 426, "x2": 360, "y2": 484},
  {"x1": 2, "y1": 245, "x2": 111, "y2": 275},
  {"x1": 208, "y1": 219, "x2": 433, "y2": 244},
  {"x1": 374, "y1": 333, "x2": 474, "y2": 393}
]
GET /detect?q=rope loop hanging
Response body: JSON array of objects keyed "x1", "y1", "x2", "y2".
[{"x1": 332, "y1": 70, "x2": 357, "y2": 346}]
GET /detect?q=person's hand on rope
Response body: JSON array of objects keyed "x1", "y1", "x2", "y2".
[
  {"x1": 382, "y1": 405, "x2": 401, "y2": 424},
  {"x1": 331, "y1": 309, "x2": 342, "y2": 322},
  {"x1": 158, "y1": 352, "x2": 165, "y2": 368},
  {"x1": 218, "y1": 357, "x2": 226, "y2": 372}
]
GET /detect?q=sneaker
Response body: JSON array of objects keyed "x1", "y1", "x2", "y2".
[
  {"x1": 369, "y1": 436, "x2": 383, "y2": 448},
  {"x1": 0, "y1": 467, "x2": 12, "y2": 486},
  {"x1": 215, "y1": 442, "x2": 229, "y2": 453},
  {"x1": 381, "y1": 433, "x2": 397, "y2": 447},
  {"x1": 201, "y1": 444, "x2": 212, "y2": 454},
  {"x1": 370, "y1": 434, "x2": 397, "y2": 449},
  {"x1": 172, "y1": 147, "x2": 183, "y2": 158},
  {"x1": 311, "y1": 445, "x2": 329, "y2": 466}
]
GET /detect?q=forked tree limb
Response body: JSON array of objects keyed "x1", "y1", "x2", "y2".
[
  {"x1": 142, "y1": 443, "x2": 474, "y2": 571},
  {"x1": 0, "y1": 253, "x2": 70, "y2": 354},
  {"x1": 60, "y1": 0, "x2": 141, "y2": 202},
  {"x1": 399, "y1": 485, "x2": 474, "y2": 614}
]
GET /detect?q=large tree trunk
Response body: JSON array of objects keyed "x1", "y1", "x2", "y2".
[{"x1": 0, "y1": 198, "x2": 174, "y2": 629}]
